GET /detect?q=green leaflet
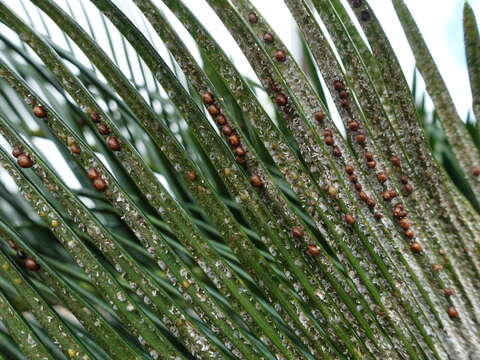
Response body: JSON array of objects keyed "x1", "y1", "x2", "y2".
[
  {"x1": 0, "y1": 281, "x2": 54, "y2": 359},
  {"x1": 464, "y1": 2, "x2": 480, "y2": 131},
  {"x1": 0, "y1": 219, "x2": 141, "y2": 359},
  {"x1": 0, "y1": 0, "x2": 478, "y2": 359},
  {"x1": 28, "y1": 1, "x2": 318, "y2": 358},
  {"x1": 391, "y1": 0, "x2": 480, "y2": 202},
  {"x1": 0, "y1": 229, "x2": 95, "y2": 360},
  {"x1": 294, "y1": 0, "x2": 480, "y2": 356},
  {"x1": 0, "y1": 126, "x2": 173, "y2": 358}
]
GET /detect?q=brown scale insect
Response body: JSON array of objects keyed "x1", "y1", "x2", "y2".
[
  {"x1": 201, "y1": 92, "x2": 214, "y2": 105},
  {"x1": 222, "y1": 125, "x2": 233, "y2": 136},
  {"x1": 472, "y1": 166, "x2": 480, "y2": 177},
  {"x1": 93, "y1": 178, "x2": 107, "y2": 192},
  {"x1": 333, "y1": 80, "x2": 344, "y2": 91},
  {"x1": 274, "y1": 50, "x2": 286, "y2": 62},
  {"x1": 374, "y1": 212, "x2": 383, "y2": 219},
  {"x1": 33, "y1": 105, "x2": 47, "y2": 118},
  {"x1": 229, "y1": 135, "x2": 240, "y2": 146},
  {"x1": 187, "y1": 171, "x2": 197, "y2": 182},
  {"x1": 410, "y1": 242, "x2": 422, "y2": 253},
  {"x1": 405, "y1": 230, "x2": 414, "y2": 239},
  {"x1": 345, "y1": 165, "x2": 354, "y2": 175},
  {"x1": 250, "y1": 175, "x2": 263, "y2": 187},
  {"x1": 325, "y1": 136, "x2": 335, "y2": 146},
  {"x1": 444, "y1": 288, "x2": 455, "y2": 297},
  {"x1": 349, "y1": 175, "x2": 358, "y2": 183},
  {"x1": 275, "y1": 93, "x2": 288, "y2": 106},
  {"x1": 25, "y1": 258, "x2": 40, "y2": 271},
  {"x1": 400, "y1": 176, "x2": 409, "y2": 184},
  {"x1": 348, "y1": 121, "x2": 359, "y2": 131},
  {"x1": 70, "y1": 143, "x2": 81, "y2": 155},
  {"x1": 355, "y1": 183, "x2": 362, "y2": 191},
  {"x1": 366, "y1": 160, "x2": 376, "y2": 169},
  {"x1": 404, "y1": 184, "x2": 414, "y2": 194},
  {"x1": 87, "y1": 168, "x2": 100, "y2": 180},
  {"x1": 393, "y1": 206, "x2": 403, "y2": 218},
  {"x1": 360, "y1": 10, "x2": 371, "y2": 21},
  {"x1": 12, "y1": 146, "x2": 23, "y2": 158},
  {"x1": 17, "y1": 154, "x2": 33, "y2": 168},
  {"x1": 98, "y1": 123, "x2": 110, "y2": 135},
  {"x1": 355, "y1": 133, "x2": 366, "y2": 144},
  {"x1": 382, "y1": 190, "x2": 393, "y2": 201},
  {"x1": 314, "y1": 111, "x2": 326, "y2": 122},
  {"x1": 207, "y1": 104, "x2": 220, "y2": 117},
  {"x1": 332, "y1": 146, "x2": 342, "y2": 157},
  {"x1": 324, "y1": 129, "x2": 333, "y2": 137},
  {"x1": 90, "y1": 111, "x2": 101, "y2": 123},
  {"x1": 365, "y1": 152, "x2": 374, "y2": 161},
  {"x1": 339, "y1": 90, "x2": 348, "y2": 99},
  {"x1": 235, "y1": 146, "x2": 246, "y2": 157},
  {"x1": 307, "y1": 244, "x2": 320, "y2": 256},
  {"x1": 432, "y1": 263, "x2": 442, "y2": 272},
  {"x1": 447, "y1": 306, "x2": 458, "y2": 319},
  {"x1": 391, "y1": 156, "x2": 401, "y2": 167},
  {"x1": 399, "y1": 218, "x2": 410, "y2": 231},
  {"x1": 292, "y1": 227, "x2": 304, "y2": 238},
  {"x1": 377, "y1": 172, "x2": 388, "y2": 183},
  {"x1": 248, "y1": 12, "x2": 258, "y2": 24},
  {"x1": 345, "y1": 214, "x2": 356, "y2": 225},
  {"x1": 216, "y1": 114, "x2": 227, "y2": 125},
  {"x1": 340, "y1": 99, "x2": 349, "y2": 108},
  {"x1": 263, "y1": 32, "x2": 274, "y2": 43},
  {"x1": 107, "y1": 137, "x2": 121, "y2": 151},
  {"x1": 358, "y1": 191, "x2": 368, "y2": 201},
  {"x1": 367, "y1": 198, "x2": 376, "y2": 208}
]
